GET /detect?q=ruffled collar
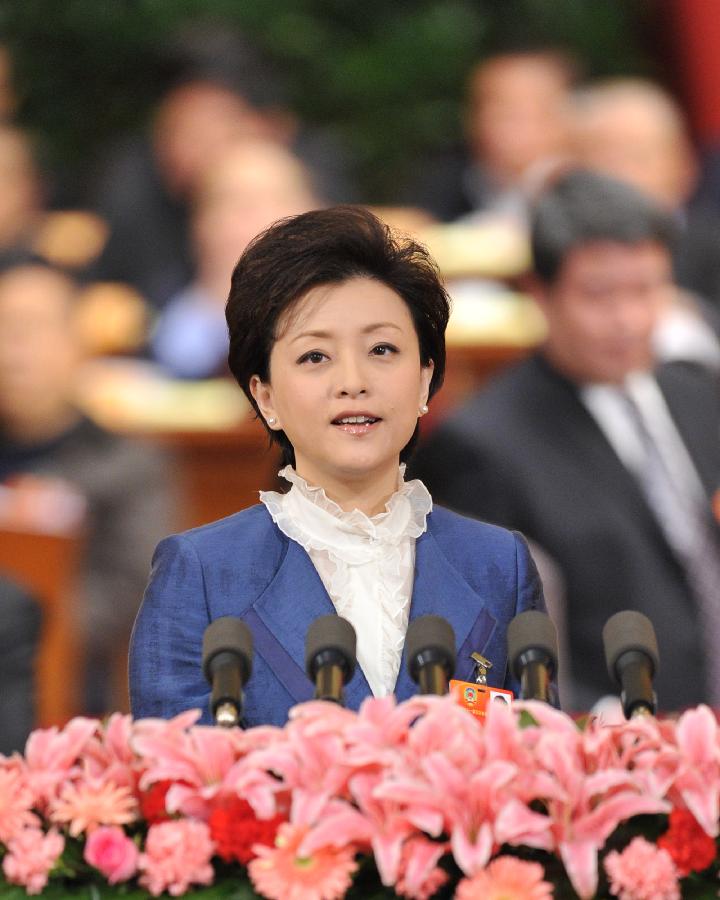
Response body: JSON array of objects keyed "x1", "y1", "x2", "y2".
[{"x1": 259, "y1": 465, "x2": 432, "y2": 560}]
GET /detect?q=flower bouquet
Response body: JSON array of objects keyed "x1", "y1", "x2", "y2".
[{"x1": 1, "y1": 695, "x2": 720, "y2": 898}]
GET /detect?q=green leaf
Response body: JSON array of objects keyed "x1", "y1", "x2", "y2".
[{"x1": 0, "y1": 876, "x2": 261, "y2": 898}]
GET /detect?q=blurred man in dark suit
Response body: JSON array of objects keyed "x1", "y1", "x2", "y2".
[
  {"x1": 412, "y1": 170, "x2": 720, "y2": 712},
  {"x1": 0, "y1": 575, "x2": 41, "y2": 754}
]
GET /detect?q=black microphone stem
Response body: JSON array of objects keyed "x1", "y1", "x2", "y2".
[
  {"x1": 418, "y1": 665, "x2": 448, "y2": 696},
  {"x1": 315, "y1": 664, "x2": 345, "y2": 704},
  {"x1": 210, "y1": 651, "x2": 243, "y2": 727},
  {"x1": 620, "y1": 650, "x2": 655, "y2": 718},
  {"x1": 519, "y1": 657, "x2": 551, "y2": 704}
]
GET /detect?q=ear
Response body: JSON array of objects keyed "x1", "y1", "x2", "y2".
[
  {"x1": 249, "y1": 374, "x2": 280, "y2": 429},
  {"x1": 419, "y1": 360, "x2": 434, "y2": 407}
]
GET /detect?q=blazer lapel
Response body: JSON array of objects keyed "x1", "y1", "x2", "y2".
[
  {"x1": 243, "y1": 537, "x2": 372, "y2": 707},
  {"x1": 393, "y1": 523, "x2": 498, "y2": 701}
]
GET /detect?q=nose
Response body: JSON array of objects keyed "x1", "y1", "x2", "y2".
[
  {"x1": 611, "y1": 292, "x2": 656, "y2": 338},
  {"x1": 335, "y1": 352, "x2": 367, "y2": 398}
]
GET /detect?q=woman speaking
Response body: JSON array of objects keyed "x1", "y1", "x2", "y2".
[{"x1": 129, "y1": 206, "x2": 545, "y2": 727}]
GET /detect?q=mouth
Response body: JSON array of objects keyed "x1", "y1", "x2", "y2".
[{"x1": 331, "y1": 413, "x2": 382, "y2": 434}]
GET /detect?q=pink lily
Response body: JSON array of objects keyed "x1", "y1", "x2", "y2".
[
  {"x1": 24, "y1": 717, "x2": 98, "y2": 808},
  {"x1": 669, "y1": 704, "x2": 720, "y2": 836}
]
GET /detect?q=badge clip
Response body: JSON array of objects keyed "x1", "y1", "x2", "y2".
[{"x1": 470, "y1": 652, "x2": 492, "y2": 686}]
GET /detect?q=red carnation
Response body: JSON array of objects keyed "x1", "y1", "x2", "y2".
[
  {"x1": 209, "y1": 795, "x2": 285, "y2": 866},
  {"x1": 139, "y1": 780, "x2": 177, "y2": 824},
  {"x1": 657, "y1": 808, "x2": 717, "y2": 877}
]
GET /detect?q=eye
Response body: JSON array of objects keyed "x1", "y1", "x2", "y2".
[
  {"x1": 297, "y1": 350, "x2": 328, "y2": 365},
  {"x1": 370, "y1": 343, "x2": 398, "y2": 357}
]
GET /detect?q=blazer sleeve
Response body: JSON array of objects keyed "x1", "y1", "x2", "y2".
[
  {"x1": 129, "y1": 534, "x2": 213, "y2": 723},
  {"x1": 513, "y1": 530, "x2": 545, "y2": 617}
]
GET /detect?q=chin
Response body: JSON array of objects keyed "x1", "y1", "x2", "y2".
[{"x1": 331, "y1": 454, "x2": 395, "y2": 479}]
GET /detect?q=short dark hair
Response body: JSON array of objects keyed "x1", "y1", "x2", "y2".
[
  {"x1": 531, "y1": 169, "x2": 678, "y2": 283},
  {"x1": 226, "y1": 205, "x2": 450, "y2": 467},
  {"x1": 158, "y1": 23, "x2": 288, "y2": 110}
]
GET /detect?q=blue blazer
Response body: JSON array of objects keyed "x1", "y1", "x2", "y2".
[{"x1": 129, "y1": 503, "x2": 545, "y2": 727}]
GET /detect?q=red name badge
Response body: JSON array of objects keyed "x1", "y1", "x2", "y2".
[{"x1": 449, "y1": 679, "x2": 513, "y2": 719}]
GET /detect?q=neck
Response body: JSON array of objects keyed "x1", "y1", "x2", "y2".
[{"x1": 293, "y1": 461, "x2": 400, "y2": 517}]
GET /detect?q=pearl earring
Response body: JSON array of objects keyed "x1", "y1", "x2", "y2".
[
  {"x1": 420, "y1": 404, "x2": 429, "y2": 415},
  {"x1": 267, "y1": 417, "x2": 277, "y2": 426}
]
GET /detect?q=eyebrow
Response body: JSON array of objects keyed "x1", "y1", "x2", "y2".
[{"x1": 289, "y1": 322, "x2": 404, "y2": 344}]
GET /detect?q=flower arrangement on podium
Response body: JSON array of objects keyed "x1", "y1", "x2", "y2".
[{"x1": 1, "y1": 696, "x2": 720, "y2": 899}]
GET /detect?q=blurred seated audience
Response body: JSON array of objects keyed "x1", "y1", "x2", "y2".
[
  {"x1": 87, "y1": 25, "x2": 356, "y2": 311},
  {"x1": 0, "y1": 575, "x2": 41, "y2": 754},
  {"x1": 151, "y1": 139, "x2": 318, "y2": 380},
  {"x1": 411, "y1": 170, "x2": 720, "y2": 713},
  {"x1": 0, "y1": 259, "x2": 175, "y2": 715},
  {"x1": 0, "y1": 123, "x2": 108, "y2": 275},
  {"x1": 0, "y1": 43, "x2": 17, "y2": 122},
  {"x1": 0, "y1": 125, "x2": 43, "y2": 260},
  {"x1": 572, "y1": 78, "x2": 720, "y2": 338},
  {"x1": 402, "y1": 46, "x2": 576, "y2": 225}
]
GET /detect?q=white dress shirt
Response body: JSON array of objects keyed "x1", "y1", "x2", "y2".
[{"x1": 260, "y1": 466, "x2": 432, "y2": 697}]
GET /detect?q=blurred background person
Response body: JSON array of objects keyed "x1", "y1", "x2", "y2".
[
  {"x1": 0, "y1": 43, "x2": 17, "y2": 123},
  {"x1": 0, "y1": 259, "x2": 175, "y2": 715},
  {"x1": 0, "y1": 122, "x2": 109, "y2": 279},
  {"x1": 151, "y1": 139, "x2": 318, "y2": 380},
  {"x1": 571, "y1": 77, "x2": 720, "y2": 367},
  {"x1": 411, "y1": 170, "x2": 720, "y2": 713},
  {"x1": 87, "y1": 24, "x2": 356, "y2": 312},
  {"x1": 404, "y1": 46, "x2": 577, "y2": 226},
  {"x1": 0, "y1": 575, "x2": 41, "y2": 754}
]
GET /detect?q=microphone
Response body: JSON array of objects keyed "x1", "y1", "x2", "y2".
[
  {"x1": 603, "y1": 610, "x2": 659, "y2": 719},
  {"x1": 305, "y1": 615, "x2": 357, "y2": 705},
  {"x1": 202, "y1": 617, "x2": 253, "y2": 727},
  {"x1": 406, "y1": 615, "x2": 456, "y2": 695},
  {"x1": 507, "y1": 610, "x2": 558, "y2": 703}
]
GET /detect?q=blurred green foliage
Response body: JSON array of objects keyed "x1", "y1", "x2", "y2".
[{"x1": 0, "y1": 0, "x2": 652, "y2": 202}]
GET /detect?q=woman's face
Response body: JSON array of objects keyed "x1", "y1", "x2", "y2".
[{"x1": 251, "y1": 276, "x2": 433, "y2": 495}]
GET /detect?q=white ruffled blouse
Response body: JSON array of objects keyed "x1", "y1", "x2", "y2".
[{"x1": 259, "y1": 465, "x2": 432, "y2": 698}]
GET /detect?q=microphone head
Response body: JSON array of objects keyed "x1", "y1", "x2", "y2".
[
  {"x1": 406, "y1": 615, "x2": 456, "y2": 682},
  {"x1": 202, "y1": 617, "x2": 253, "y2": 684},
  {"x1": 305, "y1": 615, "x2": 357, "y2": 682},
  {"x1": 507, "y1": 610, "x2": 558, "y2": 680},
  {"x1": 603, "y1": 610, "x2": 659, "y2": 684}
]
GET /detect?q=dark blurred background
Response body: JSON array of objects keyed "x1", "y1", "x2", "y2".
[
  {"x1": 2, "y1": 0, "x2": 658, "y2": 206},
  {"x1": 2, "y1": 0, "x2": 720, "y2": 743}
]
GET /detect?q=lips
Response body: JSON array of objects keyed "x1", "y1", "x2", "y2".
[
  {"x1": 331, "y1": 412, "x2": 382, "y2": 434},
  {"x1": 331, "y1": 414, "x2": 380, "y2": 425}
]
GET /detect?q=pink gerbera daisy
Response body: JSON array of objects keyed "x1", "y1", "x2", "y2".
[
  {"x1": 49, "y1": 777, "x2": 137, "y2": 836},
  {"x1": 455, "y1": 856, "x2": 554, "y2": 900},
  {"x1": 248, "y1": 822, "x2": 358, "y2": 900}
]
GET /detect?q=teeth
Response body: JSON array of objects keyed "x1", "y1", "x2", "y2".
[{"x1": 337, "y1": 416, "x2": 376, "y2": 424}]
